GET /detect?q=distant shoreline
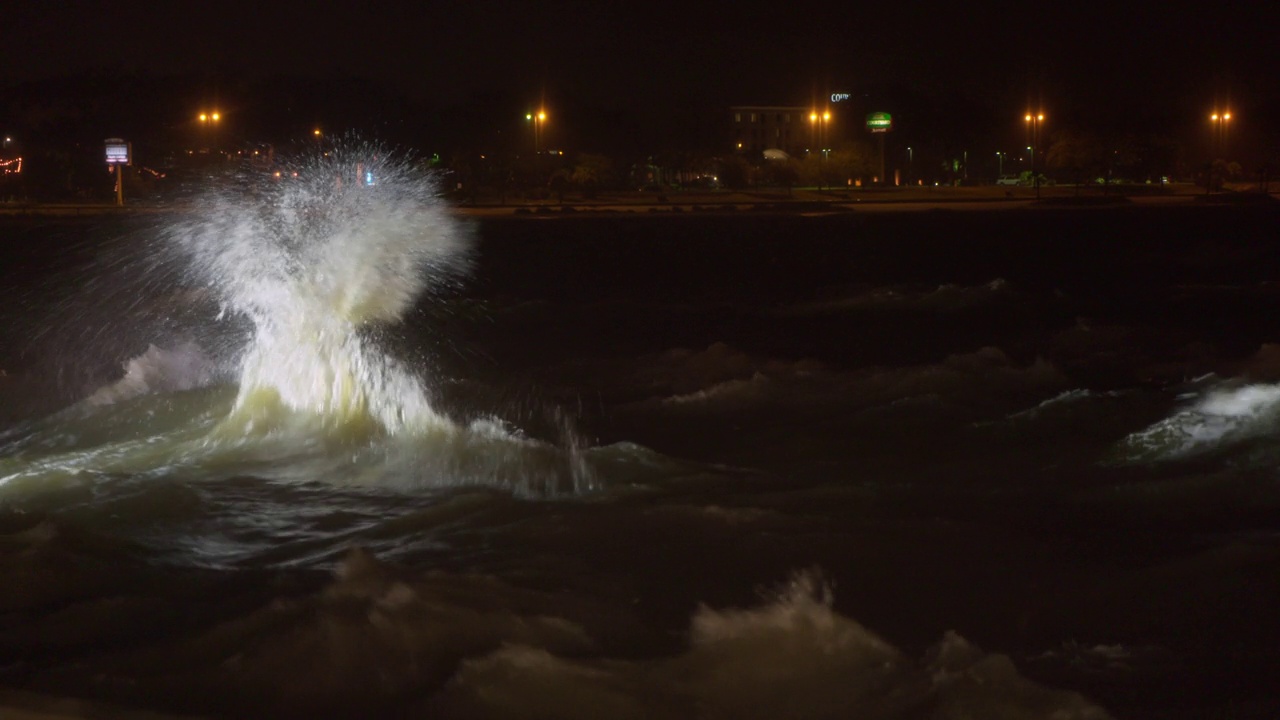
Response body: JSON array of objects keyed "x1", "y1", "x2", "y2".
[{"x1": 0, "y1": 185, "x2": 1274, "y2": 218}]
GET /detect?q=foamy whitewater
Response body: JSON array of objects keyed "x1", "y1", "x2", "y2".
[
  {"x1": 1, "y1": 146, "x2": 596, "y2": 499},
  {"x1": 0, "y1": 177, "x2": 1277, "y2": 718}
]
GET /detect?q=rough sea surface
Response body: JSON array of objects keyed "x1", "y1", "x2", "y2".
[{"x1": 0, "y1": 163, "x2": 1277, "y2": 719}]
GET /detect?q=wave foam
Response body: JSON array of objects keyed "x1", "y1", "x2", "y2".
[
  {"x1": 83, "y1": 341, "x2": 217, "y2": 407},
  {"x1": 1118, "y1": 382, "x2": 1280, "y2": 461}
]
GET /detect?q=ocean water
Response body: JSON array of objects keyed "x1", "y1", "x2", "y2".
[{"x1": 0, "y1": 162, "x2": 1277, "y2": 719}]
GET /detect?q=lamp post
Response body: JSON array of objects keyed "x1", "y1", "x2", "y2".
[
  {"x1": 198, "y1": 110, "x2": 221, "y2": 152},
  {"x1": 526, "y1": 110, "x2": 547, "y2": 155},
  {"x1": 525, "y1": 110, "x2": 548, "y2": 193},
  {"x1": 1208, "y1": 110, "x2": 1232, "y2": 194},
  {"x1": 1209, "y1": 111, "x2": 1232, "y2": 158},
  {"x1": 996, "y1": 151, "x2": 1005, "y2": 179},
  {"x1": 809, "y1": 110, "x2": 831, "y2": 189},
  {"x1": 1025, "y1": 112, "x2": 1044, "y2": 199}
]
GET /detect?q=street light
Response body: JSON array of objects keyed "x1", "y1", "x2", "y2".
[
  {"x1": 808, "y1": 110, "x2": 831, "y2": 142},
  {"x1": 1208, "y1": 110, "x2": 1233, "y2": 194},
  {"x1": 809, "y1": 110, "x2": 832, "y2": 189},
  {"x1": 1209, "y1": 111, "x2": 1232, "y2": 156},
  {"x1": 197, "y1": 110, "x2": 222, "y2": 152},
  {"x1": 526, "y1": 110, "x2": 547, "y2": 154},
  {"x1": 1024, "y1": 112, "x2": 1045, "y2": 199}
]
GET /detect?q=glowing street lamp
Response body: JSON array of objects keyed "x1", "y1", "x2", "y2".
[
  {"x1": 195, "y1": 110, "x2": 222, "y2": 153},
  {"x1": 809, "y1": 110, "x2": 832, "y2": 189},
  {"x1": 1209, "y1": 110, "x2": 1232, "y2": 156},
  {"x1": 1024, "y1": 112, "x2": 1045, "y2": 199},
  {"x1": 808, "y1": 110, "x2": 832, "y2": 142},
  {"x1": 526, "y1": 110, "x2": 547, "y2": 154},
  {"x1": 1207, "y1": 110, "x2": 1233, "y2": 195}
]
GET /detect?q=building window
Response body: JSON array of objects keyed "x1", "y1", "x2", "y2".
[{"x1": 734, "y1": 113, "x2": 741, "y2": 123}]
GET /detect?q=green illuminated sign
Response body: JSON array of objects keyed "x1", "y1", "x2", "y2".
[{"x1": 866, "y1": 112, "x2": 893, "y2": 132}]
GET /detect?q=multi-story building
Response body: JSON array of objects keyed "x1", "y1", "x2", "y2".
[{"x1": 730, "y1": 106, "x2": 810, "y2": 158}]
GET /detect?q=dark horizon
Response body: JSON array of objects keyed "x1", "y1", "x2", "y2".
[{"x1": 6, "y1": 1, "x2": 1276, "y2": 120}]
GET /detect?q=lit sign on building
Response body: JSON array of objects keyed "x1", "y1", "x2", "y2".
[
  {"x1": 104, "y1": 139, "x2": 131, "y2": 165},
  {"x1": 866, "y1": 112, "x2": 893, "y2": 133},
  {"x1": 830, "y1": 93, "x2": 851, "y2": 103}
]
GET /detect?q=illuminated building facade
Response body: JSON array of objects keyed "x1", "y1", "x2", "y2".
[{"x1": 730, "y1": 106, "x2": 808, "y2": 157}]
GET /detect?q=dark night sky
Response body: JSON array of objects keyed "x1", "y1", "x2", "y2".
[{"x1": 4, "y1": 1, "x2": 1277, "y2": 140}]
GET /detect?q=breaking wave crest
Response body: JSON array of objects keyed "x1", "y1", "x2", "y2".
[
  {"x1": 1117, "y1": 381, "x2": 1280, "y2": 462},
  {"x1": 167, "y1": 142, "x2": 470, "y2": 437},
  {"x1": 0, "y1": 143, "x2": 599, "y2": 496}
]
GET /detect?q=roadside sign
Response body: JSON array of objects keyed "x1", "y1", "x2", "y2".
[
  {"x1": 866, "y1": 112, "x2": 893, "y2": 133},
  {"x1": 105, "y1": 138, "x2": 131, "y2": 165}
]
